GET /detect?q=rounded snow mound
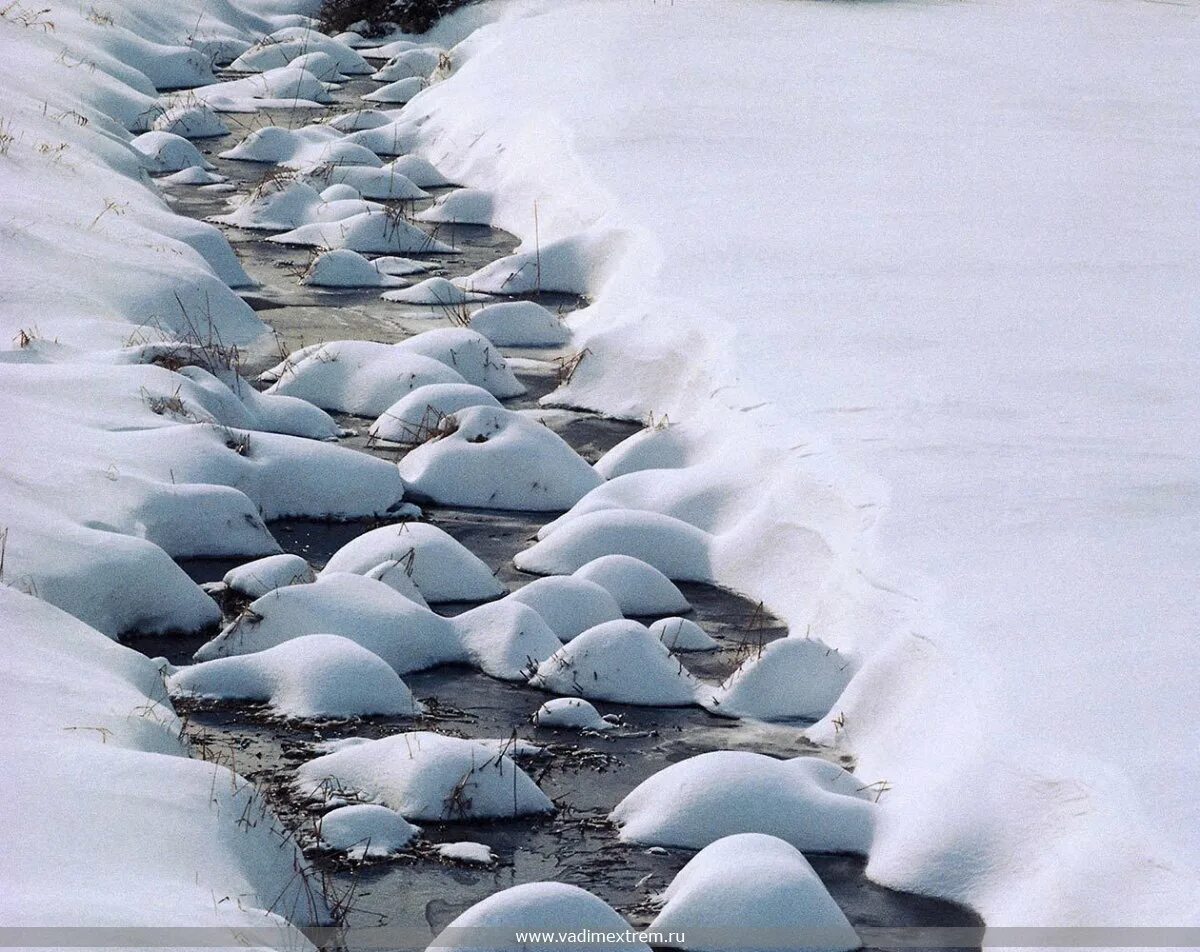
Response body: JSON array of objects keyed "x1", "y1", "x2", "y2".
[
  {"x1": 386, "y1": 155, "x2": 453, "y2": 188},
  {"x1": 573, "y1": 555, "x2": 692, "y2": 615},
  {"x1": 161, "y1": 167, "x2": 227, "y2": 186},
  {"x1": 289, "y1": 51, "x2": 347, "y2": 82},
  {"x1": 303, "y1": 163, "x2": 428, "y2": 200},
  {"x1": 415, "y1": 187, "x2": 494, "y2": 225},
  {"x1": 398, "y1": 406, "x2": 603, "y2": 511},
  {"x1": 702, "y1": 638, "x2": 852, "y2": 722},
  {"x1": 529, "y1": 619, "x2": 701, "y2": 707},
  {"x1": 468, "y1": 301, "x2": 569, "y2": 347},
  {"x1": 322, "y1": 521, "x2": 506, "y2": 604},
  {"x1": 515, "y1": 510, "x2": 713, "y2": 581},
  {"x1": 223, "y1": 553, "x2": 315, "y2": 599},
  {"x1": 193, "y1": 572, "x2": 462, "y2": 675},
  {"x1": 595, "y1": 424, "x2": 690, "y2": 479},
  {"x1": 651, "y1": 617, "x2": 718, "y2": 652},
  {"x1": 371, "y1": 47, "x2": 443, "y2": 81},
  {"x1": 230, "y1": 34, "x2": 372, "y2": 76},
  {"x1": 211, "y1": 180, "x2": 380, "y2": 231},
  {"x1": 295, "y1": 731, "x2": 554, "y2": 820},
  {"x1": 269, "y1": 211, "x2": 452, "y2": 254},
  {"x1": 533, "y1": 697, "x2": 612, "y2": 732},
  {"x1": 221, "y1": 126, "x2": 380, "y2": 171},
  {"x1": 153, "y1": 103, "x2": 229, "y2": 140},
  {"x1": 345, "y1": 118, "x2": 421, "y2": 157},
  {"x1": 382, "y1": 275, "x2": 491, "y2": 305},
  {"x1": 327, "y1": 109, "x2": 394, "y2": 132},
  {"x1": 611, "y1": 752, "x2": 875, "y2": 853},
  {"x1": 357, "y1": 560, "x2": 430, "y2": 609},
  {"x1": 319, "y1": 804, "x2": 419, "y2": 859},
  {"x1": 319, "y1": 184, "x2": 363, "y2": 202},
  {"x1": 169, "y1": 634, "x2": 423, "y2": 720},
  {"x1": 507, "y1": 576, "x2": 623, "y2": 641},
  {"x1": 369, "y1": 382, "x2": 502, "y2": 444},
  {"x1": 301, "y1": 249, "x2": 407, "y2": 288},
  {"x1": 363, "y1": 77, "x2": 425, "y2": 105},
  {"x1": 131, "y1": 131, "x2": 211, "y2": 173},
  {"x1": 395, "y1": 328, "x2": 525, "y2": 398},
  {"x1": 437, "y1": 841, "x2": 495, "y2": 865},
  {"x1": 432, "y1": 882, "x2": 649, "y2": 952},
  {"x1": 450, "y1": 600, "x2": 564, "y2": 681},
  {"x1": 649, "y1": 833, "x2": 861, "y2": 952},
  {"x1": 265, "y1": 340, "x2": 467, "y2": 416}
]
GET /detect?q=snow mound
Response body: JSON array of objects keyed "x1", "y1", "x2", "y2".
[
  {"x1": 611, "y1": 752, "x2": 875, "y2": 853},
  {"x1": 703, "y1": 639, "x2": 852, "y2": 722},
  {"x1": 369, "y1": 382, "x2": 502, "y2": 444},
  {"x1": 211, "y1": 180, "x2": 379, "y2": 231},
  {"x1": 651, "y1": 617, "x2": 718, "y2": 652},
  {"x1": 458, "y1": 234, "x2": 619, "y2": 296},
  {"x1": 371, "y1": 47, "x2": 444, "y2": 81},
  {"x1": 320, "y1": 184, "x2": 363, "y2": 202},
  {"x1": 221, "y1": 126, "x2": 382, "y2": 171},
  {"x1": 322, "y1": 522, "x2": 506, "y2": 604},
  {"x1": 161, "y1": 167, "x2": 226, "y2": 186},
  {"x1": 265, "y1": 340, "x2": 467, "y2": 416},
  {"x1": 398, "y1": 406, "x2": 603, "y2": 511},
  {"x1": 649, "y1": 833, "x2": 861, "y2": 952},
  {"x1": 295, "y1": 732, "x2": 554, "y2": 820},
  {"x1": 382, "y1": 276, "x2": 491, "y2": 305},
  {"x1": 197, "y1": 67, "x2": 334, "y2": 110},
  {"x1": 572, "y1": 555, "x2": 692, "y2": 615},
  {"x1": 193, "y1": 573, "x2": 462, "y2": 675},
  {"x1": 131, "y1": 131, "x2": 211, "y2": 173},
  {"x1": 224, "y1": 553, "x2": 315, "y2": 599},
  {"x1": 516, "y1": 511, "x2": 714, "y2": 581},
  {"x1": 344, "y1": 120, "x2": 422, "y2": 157},
  {"x1": 529, "y1": 619, "x2": 701, "y2": 706},
  {"x1": 229, "y1": 35, "x2": 371, "y2": 76},
  {"x1": 152, "y1": 103, "x2": 228, "y2": 139},
  {"x1": 327, "y1": 109, "x2": 394, "y2": 132},
  {"x1": 363, "y1": 77, "x2": 425, "y2": 105},
  {"x1": 533, "y1": 697, "x2": 612, "y2": 732},
  {"x1": 319, "y1": 804, "x2": 419, "y2": 859},
  {"x1": 374, "y1": 256, "x2": 436, "y2": 277},
  {"x1": 395, "y1": 328, "x2": 526, "y2": 398},
  {"x1": 415, "y1": 187, "x2": 494, "y2": 224},
  {"x1": 360, "y1": 38, "x2": 422, "y2": 61},
  {"x1": 169, "y1": 634, "x2": 423, "y2": 720},
  {"x1": 451, "y1": 600, "x2": 564, "y2": 681},
  {"x1": 301, "y1": 249, "x2": 407, "y2": 288},
  {"x1": 303, "y1": 163, "x2": 429, "y2": 200},
  {"x1": 431, "y1": 883, "x2": 649, "y2": 952},
  {"x1": 288, "y1": 51, "x2": 347, "y2": 82},
  {"x1": 386, "y1": 155, "x2": 453, "y2": 188},
  {"x1": 595, "y1": 425, "x2": 690, "y2": 480},
  {"x1": 508, "y1": 576, "x2": 624, "y2": 641},
  {"x1": 358, "y1": 559, "x2": 430, "y2": 609},
  {"x1": 437, "y1": 841, "x2": 495, "y2": 865},
  {"x1": 468, "y1": 301, "x2": 569, "y2": 347},
  {"x1": 269, "y1": 211, "x2": 452, "y2": 254}
]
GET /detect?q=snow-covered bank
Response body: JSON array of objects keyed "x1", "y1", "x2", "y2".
[{"x1": 406, "y1": 0, "x2": 1200, "y2": 926}]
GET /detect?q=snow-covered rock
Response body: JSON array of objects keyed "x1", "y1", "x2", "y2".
[
  {"x1": 573, "y1": 555, "x2": 692, "y2": 615},
  {"x1": 415, "y1": 187, "x2": 493, "y2": 224},
  {"x1": 302, "y1": 163, "x2": 429, "y2": 200},
  {"x1": 295, "y1": 732, "x2": 554, "y2": 820},
  {"x1": 394, "y1": 328, "x2": 525, "y2": 398},
  {"x1": 651, "y1": 617, "x2": 718, "y2": 652},
  {"x1": 595, "y1": 425, "x2": 690, "y2": 479},
  {"x1": 533, "y1": 697, "x2": 612, "y2": 732},
  {"x1": 223, "y1": 553, "x2": 315, "y2": 599},
  {"x1": 169, "y1": 634, "x2": 423, "y2": 720},
  {"x1": 322, "y1": 522, "x2": 506, "y2": 603},
  {"x1": 703, "y1": 638, "x2": 852, "y2": 721},
  {"x1": 529, "y1": 619, "x2": 702, "y2": 706},
  {"x1": 451, "y1": 600, "x2": 563, "y2": 681},
  {"x1": 515, "y1": 510, "x2": 714, "y2": 580},
  {"x1": 437, "y1": 841, "x2": 496, "y2": 865},
  {"x1": 508, "y1": 576, "x2": 624, "y2": 641},
  {"x1": 649, "y1": 833, "x2": 861, "y2": 952},
  {"x1": 369, "y1": 382, "x2": 502, "y2": 444},
  {"x1": 152, "y1": 103, "x2": 228, "y2": 139},
  {"x1": 270, "y1": 211, "x2": 453, "y2": 254},
  {"x1": 300, "y1": 249, "x2": 407, "y2": 287},
  {"x1": 468, "y1": 301, "x2": 569, "y2": 347},
  {"x1": 131, "y1": 131, "x2": 211, "y2": 173},
  {"x1": 363, "y1": 77, "x2": 425, "y2": 105},
  {"x1": 319, "y1": 804, "x2": 419, "y2": 859},
  {"x1": 611, "y1": 752, "x2": 875, "y2": 853},
  {"x1": 398, "y1": 406, "x2": 603, "y2": 511}
]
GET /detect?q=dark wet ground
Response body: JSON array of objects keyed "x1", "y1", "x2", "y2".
[{"x1": 134, "y1": 62, "x2": 985, "y2": 952}]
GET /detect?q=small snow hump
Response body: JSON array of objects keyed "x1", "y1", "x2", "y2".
[
  {"x1": 319, "y1": 804, "x2": 419, "y2": 859},
  {"x1": 532, "y1": 697, "x2": 613, "y2": 732},
  {"x1": 507, "y1": 576, "x2": 624, "y2": 641}
]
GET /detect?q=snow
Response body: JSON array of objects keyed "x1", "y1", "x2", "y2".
[
  {"x1": 270, "y1": 210, "x2": 454, "y2": 254},
  {"x1": 362, "y1": 77, "x2": 425, "y2": 105},
  {"x1": 295, "y1": 731, "x2": 554, "y2": 820},
  {"x1": 327, "y1": 109, "x2": 395, "y2": 132},
  {"x1": 229, "y1": 33, "x2": 371, "y2": 76},
  {"x1": 649, "y1": 834, "x2": 860, "y2": 952},
  {"x1": 321, "y1": 521, "x2": 506, "y2": 603},
  {"x1": 386, "y1": 154, "x2": 454, "y2": 188},
  {"x1": 131, "y1": 130, "x2": 212, "y2": 172},
  {"x1": 224, "y1": 553, "x2": 316, "y2": 599},
  {"x1": 533, "y1": 697, "x2": 612, "y2": 733},
  {"x1": 529, "y1": 619, "x2": 701, "y2": 707},
  {"x1": 612, "y1": 751, "x2": 875, "y2": 854},
  {"x1": 221, "y1": 126, "x2": 383, "y2": 171},
  {"x1": 303, "y1": 163, "x2": 429, "y2": 200},
  {"x1": 450, "y1": 599, "x2": 563, "y2": 681},
  {"x1": 595, "y1": 425, "x2": 690, "y2": 480},
  {"x1": 195, "y1": 65, "x2": 334, "y2": 110},
  {"x1": 301, "y1": 249, "x2": 407, "y2": 287},
  {"x1": 430, "y1": 882, "x2": 649, "y2": 952},
  {"x1": 289, "y1": 51, "x2": 348, "y2": 82},
  {"x1": 507, "y1": 576, "x2": 623, "y2": 641},
  {"x1": 458, "y1": 233, "x2": 621, "y2": 296},
  {"x1": 152, "y1": 103, "x2": 229, "y2": 139},
  {"x1": 382, "y1": 275, "x2": 491, "y2": 305},
  {"x1": 319, "y1": 804, "x2": 419, "y2": 859},
  {"x1": 344, "y1": 119, "x2": 422, "y2": 157},
  {"x1": 415, "y1": 186, "x2": 494, "y2": 224},
  {"x1": 360, "y1": 559, "x2": 431, "y2": 609},
  {"x1": 211, "y1": 179, "x2": 381, "y2": 231},
  {"x1": 651, "y1": 617, "x2": 717, "y2": 653},
  {"x1": 162, "y1": 166, "x2": 227, "y2": 186},
  {"x1": 169, "y1": 633, "x2": 424, "y2": 720},
  {"x1": 468, "y1": 301, "x2": 569, "y2": 348},
  {"x1": 372, "y1": 47, "x2": 444, "y2": 81},
  {"x1": 571, "y1": 555, "x2": 691, "y2": 616},
  {"x1": 704, "y1": 639, "x2": 853, "y2": 724},
  {"x1": 394, "y1": 328, "x2": 526, "y2": 398},
  {"x1": 437, "y1": 841, "x2": 497, "y2": 865},
  {"x1": 397, "y1": 406, "x2": 603, "y2": 511},
  {"x1": 516, "y1": 511, "x2": 713, "y2": 580},
  {"x1": 369, "y1": 382, "x2": 502, "y2": 444}
]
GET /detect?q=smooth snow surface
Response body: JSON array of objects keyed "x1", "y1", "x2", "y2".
[
  {"x1": 363, "y1": 77, "x2": 425, "y2": 105},
  {"x1": 387, "y1": 155, "x2": 453, "y2": 188},
  {"x1": 468, "y1": 301, "x2": 569, "y2": 347},
  {"x1": 612, "y1": 751, "x2": 874, "y2": 854},
  {"x1": 383, "y1": 276, "x2": 491, "y2": 305},
  {"x1": 415, "y1": 187, "x2": 494, "y2": 224},
  {"x1": 437, "y1": 841, "x2": 497, "y2": 865},
  {"x1": 369, "y1": 383, "x2": 502, "y2": 444},
  {"x1": 153, "y1": 103, "x2": 229, "y2": 139},
  {"x1": 594, "y1": 425, "x2": 690, "y2": 480},
  {"x1": 303, "y1": 163, "x2": 430, "y2": 201},
  {"x1": 507, "y1": 576, "x2": 623, "y2": 641},
  {"x1": 301, "y1": 249, "x2": 407, "y2": 287},
  {"x1": 169, "y1": 634, "x2": 423, "y2": 719},
  {"x1": 450, "y1": 600, "x2": 563, "y2": 681},
  {"x1": 131, "y1": 131, "x2": 212, "y2": 172},
  {"x1": 572, "y1": 555, "x2": 691, "y2": 616},
  {"x1": 224, "y1": 553, "x2": 316, "y2": 598},
  {"x1": 394, "y1": 329, "x2": 525, "y2": 398},
  {"x1": 704, "y1": 639, "x2": 852, "y2": 723},
  {"x1": 650, "y1": 834, "x2": 861, "y2": 952},
  {"x1": 270, "y1": 211, "x2": 453, "y2": 254},
  {"x1": 295, "y1": 731, "x2": 554, "y2": 820},
  {"x1": 651, "y1": 617, "x2": 717, "y2": 653},
  {"x1": 532, "y1": 697, "x2": 612, "y2": 732},
  {"x1": 212, "y1": 180, "x2": 380, "y2": 231},
  {"x1": 372, "y1": 47, "x2": 443, "y2": 81},
  {"x1": 319, "y1": 804, "x2": 419, "y2": 858}
]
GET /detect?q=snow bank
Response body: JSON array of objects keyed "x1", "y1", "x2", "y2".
[
  {"x1": 468, "y1": 301, "x2": 569, "y2": 347},
  {"x1": 345, "y1": 118, "x2": 422, "y2": 156},
  {"x1": 612, "y1": 752, "x2": 874, "y2": 854},
  {"x1": 651, "y1": 617, "x2": 717, "y2": 652},
  {"x1": 704, "y1": 639, "x2": 852, "y2": 723},
  {"x1": 369, "y1": 382, "x2": 502, "y2": 444},
  {"x1": 457, "y1": 233, "x2": 623, "y2": 296},
  {"x1": 450, "y1": 600, "x2": 563, "y2": 681},
  {"x1": 572, "y1": 555, "x2": 691, "y2": 616},
  {"x1": 270, "y1": 210, "x2": 453, "y2": 253},
  {"x1": 529, "y1": 619, "x2": 701, "y2": 707},
  {"x1": 195, "y1": 66, "x2": 334, "y2": 110},
  {"x1": 650, "y1": 834, "x2": 860, "y2": 952},
  {"x1": 169, "y1": 634, "x2": 423, "y2": 719},
  {"x1": 533, "y1": 697, "x2": 612, "y2": 732},
  {"x1": 224, "y1": 553, "x2": 316, "y2": 599},
  {"x1": 295, "y1": 731, "x2": 553, "y2": 820},
  {"x1": 319, "y1": 804, "x2": 419, "y2": 859}
]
